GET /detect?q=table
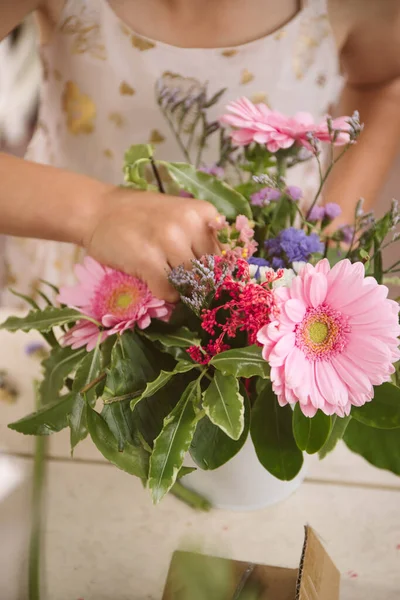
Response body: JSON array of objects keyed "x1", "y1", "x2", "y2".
[{"x1": 0, "y1": 310, "x2": 399, "y2": 600}]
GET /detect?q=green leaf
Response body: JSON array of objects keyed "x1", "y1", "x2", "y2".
[
  {"x1": 101, "y1": 401, "x2": 136, "y2": 452},
  {"x1": 123, "y1": 144, "x2": 153, "y2": 188},
  {"x1": 292, "y1": 404, "x2": 332, "y2": 454},
  {"x1": 178, "y1": 466, "x2": 197, "y2": 479},
  {"x1": 103, "y1": 333, "x2": 164, "y2": 406},
  {"x1": 132, "y1": 361, "x2": 197, "y2": 408},
  {"x1": 100, "y1": 334, "x2": 117, "y2": 371},
  {"x1": 251, "y1": 383, "x2": 303, "y2": 480},
  {"x1": 87, "y1": 406, "x2": 148, "y2": 479},
  {"x1": 142, "y1": 326, "x2": 201, "y2": 348},
  {"x1": 149, "y1": 380, "x2": 199, "y2": 503},
  {"x1": 344, "y1": 418, "x2": 400, "y2": 476},
  {"x1": 103, "y1": 358, "x2": 137, "y2": 399},
  {"x1": 69, "y1": 346, "x2": 102, "y2": 451},
  {"x1": 190, "y1": 392, "x2": 250, "y2": 470},
  {"x1": 318, "y1": 415, "x2": 351, "y2": 459},
  {"x1": 8, "y1": 393, "x2": 74, "y2": 435},
  {"x1": 202, "y1": 372, "x2": 244, "y2": 440},
  {"x1": 38, "y1": 346, "x2": 86, "y2": 405},
  {"x1": 351, "y1": 383, "x2": 400, "y2": 429},
  {"x1": 165, "y1": 162, "x2": 252, "y2": 219},
  {"x1": 119, "y1": 331, "x2": 157, "y2": 383},
  {"x1": 9, "y1": 288, "x2": 40, "y2": 310},
  {"x1": 210, "y1": 345, "x2": 269, "y2": 379},
  {"x1": 124, "y1": 144, "x2": 152, "y2": 165},
  {"x1": 0, "y1": 306, "x2": 80, "y2": 333}
]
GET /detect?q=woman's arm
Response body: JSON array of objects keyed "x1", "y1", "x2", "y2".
[
  {"x1": 0, "y1": 154, "x2": 220, "y2": 301},
  {"x1": 325, "y1": 0, "x2": 400, "y2": 224}
]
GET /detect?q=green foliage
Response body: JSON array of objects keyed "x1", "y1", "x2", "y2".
[
  {"x1": 202, "y1": 372, "x2": 244, "y2": 440},
  {"x1": 141, "y1": 325, "x2": 200, "y2": 348},
  {"x1": 190, "y1": 393, "x2": 250, "y2": 470},
  {"x1": 149, "y1": 380, "x2": 200, "y2": 503},
  {"x1": 0, "y1": 306, "x2": 80, "y2": 333},
  {"x1": 210, "y1": 345, "x2": 270, "y2": 379},
  {"x1": 251, "y1": 383, "x2": 303, "y2": 480},
  {"x1": 8, "y1": 393, "x2": 74, "y2": 435},
  {"x1": 101, "y1": 400, "x2": 137, "y2": 452},
  {"x1": 292, "y1": 404, "x2": 332, "y2": 454},
  {"x1": 87, "y1": 406, "x2": 149, "y2": 479},
  {"x1": 318, "y1": 415, "x2": 351, "y2": 459},
  {"x1": 69, "y1": 346, "x2": 102, "y2": 451},
  {"x1": 351, "y1": 383, "x2": 400, "y2": 429},
  {"x1": 164, "y1": 162, "x2": 252, "y2": 219},
  {"x1": 123, "y1": 144, "x2": 153, "y2": 189},
  {"x1": 344, "y1": 418, "x2": 400, "y2": 476},
  {"x1": 39, "y1": 346, "x2": 86, "y2": 405},
  {"x1": 132, "y1": 361, "x2": 197, "y2": 408}
]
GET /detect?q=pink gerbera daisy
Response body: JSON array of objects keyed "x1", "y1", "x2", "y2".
[
  {"x1": 58, "y1": 257, "x2": 172, "y2": 351},
  {"x1": 220, "y1": 97, "x2": 352, "y2": 153},
  {"x1": 257, "y1": 259, "x2": 400, "y2": 417}
]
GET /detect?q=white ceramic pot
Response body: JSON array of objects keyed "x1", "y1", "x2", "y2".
[{"x1": 184, "y1": 438, "x2": 307, "y2": 511}]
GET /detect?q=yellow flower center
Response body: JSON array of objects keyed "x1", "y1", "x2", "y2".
[
  {"x1": 116, "y1": 292, "x2": 135, "y2": 309},
  {"x1": 308, "y1": 321, "x2": 329, "y2": 344}
]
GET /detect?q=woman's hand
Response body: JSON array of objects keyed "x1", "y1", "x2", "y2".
[{"x1": 84, "y1": 188, "x2": 221, "y2": 301}]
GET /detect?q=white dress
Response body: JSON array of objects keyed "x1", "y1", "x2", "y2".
[{"x1": 1, "y1": 0, "x2": 342, "y2": 306}]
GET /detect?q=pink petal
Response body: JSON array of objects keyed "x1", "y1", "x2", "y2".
[
  {"x1": 284, "y1": 298, "x2": 306, "y2": 323},
  {"x1": 308, "y1": 272, "x2": 328, "y2": 308}
]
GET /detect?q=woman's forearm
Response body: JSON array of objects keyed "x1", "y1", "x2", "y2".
[
  {"x1": 324, "y1": 79, "x2": 400, "y2": 224},
  {"x1": 0, "y1": 153, "x2": 111, "y2": 245}
]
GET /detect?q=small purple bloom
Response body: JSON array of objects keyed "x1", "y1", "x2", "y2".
[
  {"x1": 199, "y1": 164, "x2": 225, "y2": 178},
  {"x1": 25, "y1": 342, "x2": 47, "y2": 357},
  {"x1": 271, "y1": 256, "x2": 285, "y2": 269},
  {"x1": 265, "y1": 227, "x2": 323, "y2": 267},
  {"x1": 324, "y1": 202, "x2": 342, "y2": 220},
  {"x1": 308, "y1": 205, "x2": 325, "y2": 222},
  {"x1": 285, "y1": 186, "x2": 302, "y2": 202},
  {"x1": 250, "y1": 187, "x2": 281, "y2": 206},
  {"x1": 339, "y1": 225, "x2": 354, "y2": 245}
]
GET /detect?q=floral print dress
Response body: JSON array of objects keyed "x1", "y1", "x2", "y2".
[{"x1": 1, "y1": 0, "x2": 342, "y2": 307}]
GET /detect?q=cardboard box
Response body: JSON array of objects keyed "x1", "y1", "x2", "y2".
[{"x1": 163, "y1": 526, "x2": 340, "y2": 600}]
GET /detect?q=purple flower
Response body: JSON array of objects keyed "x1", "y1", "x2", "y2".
[
  {"x1": 339, "y1": 225, "x2": 354, "y2": 245},
  {"x1": 25, "y1": 342, "x2": 47, "y2": 357},
  {"x1": 324, "y1": 203, "x2": 342, "y2": 220},
  {"x1": 285, "y1": 186, "x2": 302, "y2": 202},
  {"x1": 199, "y1": 164, "x2": 225, "y2": 178},
  {"x1": 308, "y1": 205, "x2": 325, "y2": 222},
  {"x1": 250, "y1": 187, "x2": 281, "y2": 206},
  {"x1": 265, "y1": 227, "x2": 323, "y2": 266}
]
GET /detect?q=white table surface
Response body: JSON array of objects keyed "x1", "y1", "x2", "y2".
[{"x1": 0, "y1": 309, "x2": 399, "y2": 600}]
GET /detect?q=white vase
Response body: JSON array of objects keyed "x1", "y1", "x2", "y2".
[{"x1": 184, "y1": 438, "x2": 307, "y2": 511}]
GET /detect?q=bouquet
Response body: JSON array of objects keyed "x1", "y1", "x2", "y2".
[{"x1": 3, "y1": 97, "x2": 400, "y2": 506}]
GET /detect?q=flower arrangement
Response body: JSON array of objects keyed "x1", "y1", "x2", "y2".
[{"x1": 3, "y1": 97, "x2": 400, "y2": 506}]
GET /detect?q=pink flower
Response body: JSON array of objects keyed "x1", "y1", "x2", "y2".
[
  {"x1": 209, "y1": 214, "x2": 229, "y2": 232},
  {"x1": 220, "y1": 97, "x2": 352, "y2": 153},
  {"x1": 58, "y1": 257, "x2": 172, "y2": 351},
  {"x1": 257, "y1": 259, "x2": 400, "y2": 418},
  {"x1": 314, "y1": 116, "x2": 352, "y2": 146},
  {"x1": 235, "y1": 215, "x2": 254, "y2": 242}
]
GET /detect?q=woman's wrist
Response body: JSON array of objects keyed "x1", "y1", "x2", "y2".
[{"x1": 69, "y1": 179, "x2": 115, "y2": 249}]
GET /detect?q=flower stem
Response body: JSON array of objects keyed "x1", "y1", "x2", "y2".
[
  {"x1": 80, "y1": 371, "x2": 106, "y2": 395},
  {"x1": 150, "y1": 156, "x2": 166, "y2": 194},
  {"x1": 29, "y1": 384, "x2": 47, "y2": 600},
  {"x1": 171, "y1": 481, "x2": 212, "y2": 511},
  {"x1": 306, "y1": 145, "x2": 351, "y2": 220}
]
